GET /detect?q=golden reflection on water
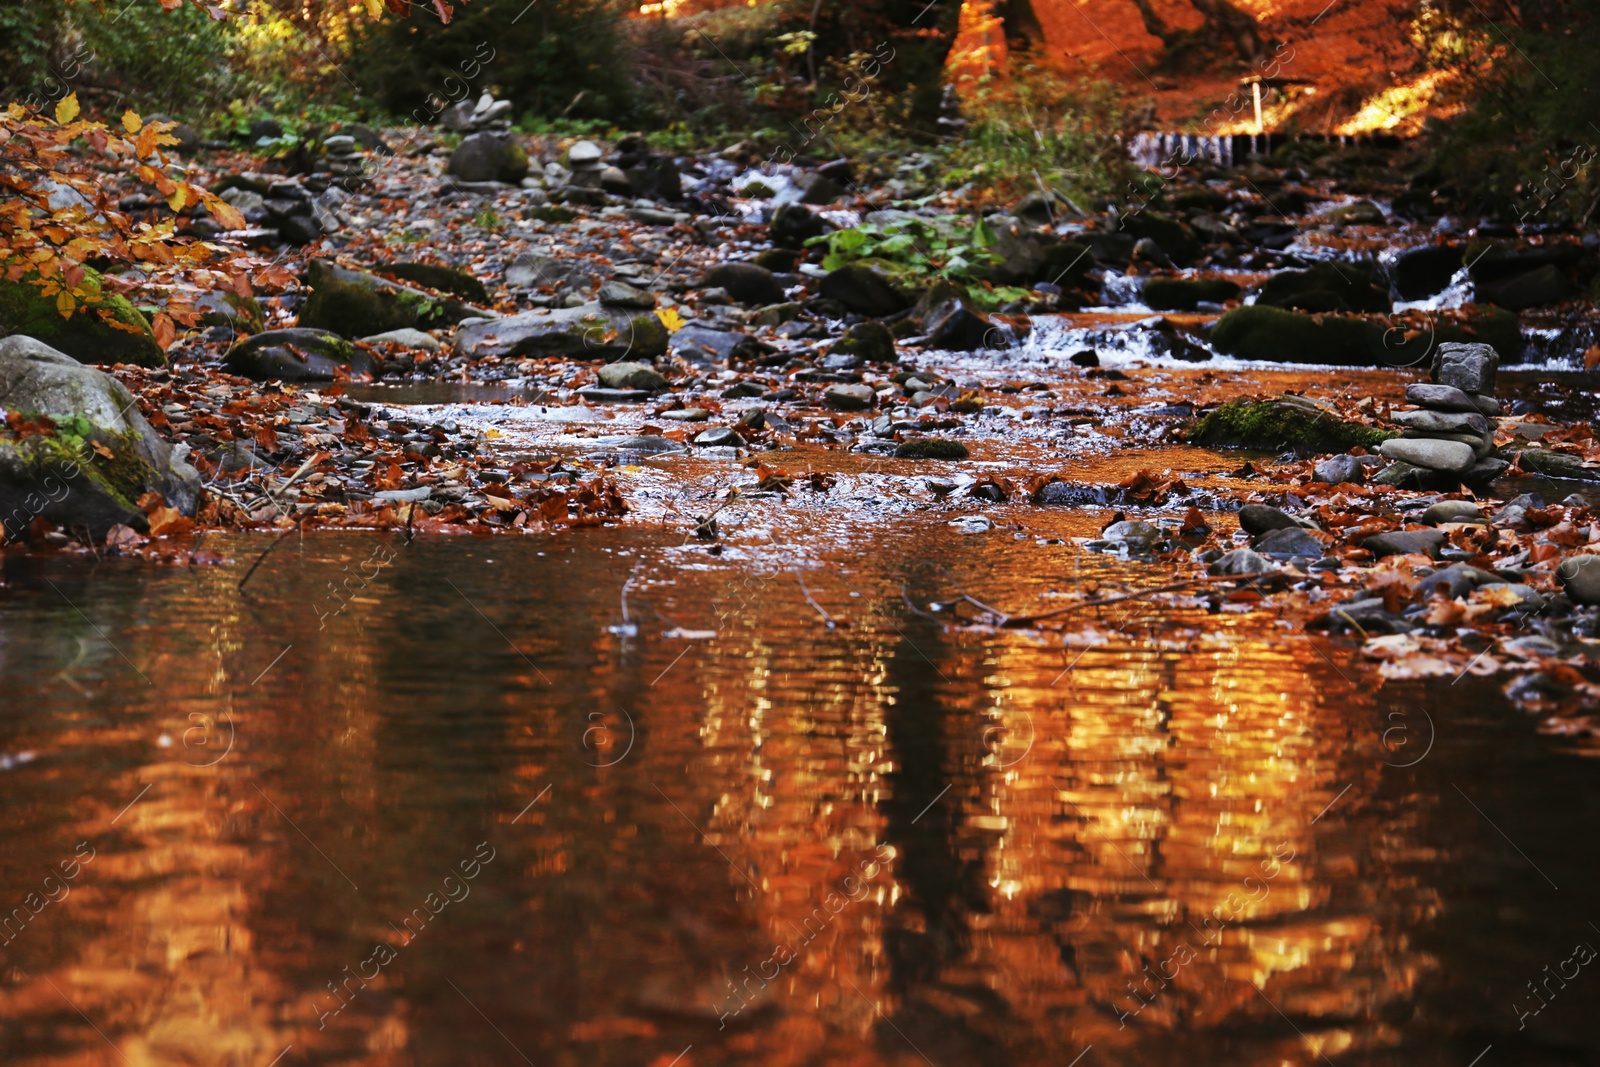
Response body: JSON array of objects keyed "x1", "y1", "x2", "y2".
[{"x1": 0, "y1": 530, "x2": 1463, "y2": 1066}]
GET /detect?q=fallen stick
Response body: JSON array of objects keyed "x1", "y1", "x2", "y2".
[{"x1": 237, "y1": 517, "x2": 303, "y2": 593}]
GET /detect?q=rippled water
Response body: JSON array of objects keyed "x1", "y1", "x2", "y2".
[{"x1": 0, "y1": 519, "x2": 1595, "y2": 1067}]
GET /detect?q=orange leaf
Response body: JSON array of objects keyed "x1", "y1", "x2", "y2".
[
  {"x1": 152, "y1": 313, "x2": 176, "y2": 350},
  {"x1": 1585, "y1": 345, "x2": 1600, "y2": 372}
]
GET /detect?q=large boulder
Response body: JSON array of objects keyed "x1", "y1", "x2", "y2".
[
  {"x1": 0, "y1": 336, "x2": 199, "y2": 539},
  {"x1": 1393, "y1": 244, "x2": 1462, "y2": 301},
  {"x1": 222, "y1": 329, "x2": 373, "y2": 381},
  {"x1": 0, "y1": 269, "x2": 165, "y2": 368},
  {"x1": 455, "y1": 303, "x2": 668, "y2": 362},
  {"x1": 1115, "y1": 210, "x2": 1202, "y2": 267},
  {"x1": 1255, "y1": 262, "x2": 1391, "y2": 314},
  {"x1": 1209, "y1": 305, "x2": 1388, "y2": 365},
  {"x1": 770, "y1": 203, "x2": 827, "y2": 248},
  {"x1": 448, "y1": 132, "x2": 529, "y2": 184},
  {"x1": 1143, "y1": 277, "x2": 1240, "y2": 311},
  {"x1": 701, "y1": 263, "x2": 786, "y2": 306},
  {"x1": 819, "y1": 262, "x2": 913, "y2": 317},
  {"x1": 297, "y1": 259, "x2": 487, "y2": 338},
  {"x1": 380, "y1": 262, "x2": 490, "y2": 303},
  {"x1": 983, "y1": 218, "x2": 1096, "y2": 287}
]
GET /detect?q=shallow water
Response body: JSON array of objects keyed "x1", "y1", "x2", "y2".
[{"x1": 0, "y1": 518, "x2": 1596, "y2": 1067}]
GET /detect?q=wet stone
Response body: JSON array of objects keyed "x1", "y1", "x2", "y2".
[
  {"x1": 693, "y1": 427, "x2": 741, "y2": 447},
  {"x1": 824, "y1": 384, "x2": 875, "y2": 410},
  {"x1": 1254, "y1": 526, "x2": 1324, "y2": 560},
  {"x1": 1313, "y1": 454, "x2": 1365, "y2": 484},
  {"x1": 1379, "y1": 438, "x2": 1476, "y2": 473},
  {"x1": 1239, "y1": 504, "x2": 1303, "y2": 536},
  {"x1": 1361, "y1": 529, "x2": 1448, "y2": 559},
  {"x1": 1559, "y1": 555, "x2": 1600, "y2": 606}
]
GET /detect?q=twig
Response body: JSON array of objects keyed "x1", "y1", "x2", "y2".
[
  {"x1": 983, "y1": 574, "x2": 1270, "y2": 628},
  {"x1": 237, "y1": 517, "x2": 303, "y2": 593},
  {"x1": 796, "y1": 571, "x2": 839, "y2": 628},
  {"x1": 901, "y1": 581, "x2": 946, "y2": 624}
]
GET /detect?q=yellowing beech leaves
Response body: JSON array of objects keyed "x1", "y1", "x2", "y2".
[{"x1": 1, "y1": 100, "x2": 247, "y2": 341}]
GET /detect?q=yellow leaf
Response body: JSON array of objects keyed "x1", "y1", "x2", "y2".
[
  {"x1": 655, "y1": 306, "x2": 685, "y2": 332},
  {"x1": 55, "y1": 93, "x2": 80, "y2": 125},
  {"x1": 56, "y1": 289, "x2": 75, "y2": 318},
  {"x1": 122, "y1": 110, "x2": 142, "y2": 134},
  {"x1": 167, "y1": 185, "x2": 188, "y2": 213},
  {"x1": 365, "y1": 0, "x2": 384, "y2": 13}
]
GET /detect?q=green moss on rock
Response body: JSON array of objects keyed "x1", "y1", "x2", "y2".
[
  {"x1": 1210, "y1": 305, "x2": 1387, "y2": 365},
  {"x1": 0, "y1": 267, "x2": 164, "y2": 368},
  {"x1": 1187, "y1": 396, "x2": 1393, "y2": 456}
]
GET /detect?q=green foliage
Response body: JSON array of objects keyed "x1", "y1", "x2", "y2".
[
  {"x1": 1420, "y1": 1, "x2": 1600, "y2": 222},
  {"x1": 808, "y1": 216, "x2": 1003, "y2": 284},
  {"x1": 349, "y1": 0, "x2": 633, "y2": 122},
  {"x1": 943, "y1": 68, "x2": 1131, "y2": 205}
]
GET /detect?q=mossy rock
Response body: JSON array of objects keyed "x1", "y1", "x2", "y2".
[
  {"x1": 1256, "y1": 262, "x2": 1390, "y2": 314},
  {"x1": 0, "y1": 268, "x2": 164, "y2": 368},
  {"x1": 1117, "y1": 211, "x2": 1202, "y2": 267},
  {"x1": 1210, "y1": 305, "x2": 1390, "y2": 365},
  {"x1": 196, "y1": 290, "x2": 267, "y2": 334},
  {"x1": 1143, "y1": 277, "x2": 1241, "y2": 311},
  {"x1": 297, "y1": 259, "x2": 486, "y2": 338},
  {"x1": 1187, "y1": 396, "x2": 1393, "y2": 456},
  {"x1": 223, "y1": 328, "x2": 372, "y2": 381},
  {"x1": 830, "y1": 321, "x2": 897, "y2": 363},
  {"x1": 382, "y1": 262, "x2": 491, "y2": 303},
  {"x1": 0, "y1": 335, "x2": 199, "y2": 540},
  {"x1": 894, "y1": 438, "x2": 968, "y2": 459}
]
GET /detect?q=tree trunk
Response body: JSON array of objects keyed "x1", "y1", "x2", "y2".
[
  {"x1": 995, "y1": 0, "x2": 1045, "y2": 54},
  {"x1": 1188, "y1": 0, "x2": 1262, "y2": 59},
  {"x1": 1128, "y1": 0, "x2": 1181, "y2": 48}
]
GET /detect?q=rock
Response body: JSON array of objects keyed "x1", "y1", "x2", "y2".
[
  {"x1": 656, "y1": 407, "x2": 709, "y2": 422},
  {"x1": 669, "y1": 325, "x2": 744, "y2": 364},
  {"x1": 194, "y1": 290, "x2": 266, "y2": 334},
  {"x1": 576, "y1": 387, "x2": 650, "y2": 403},
  {"x1": 1476, "y1": 263, "x2": 1572, "y2": 310},
  {"x1": 246, "y1": 118, "x2": 284, "y2": 143},
  {"x1": 505, "y1": 251, "x2": 595, "y2": 291},
  {"x1": 598, "y1": 280, "x2": 656, "y2": 309},
  {"x1": 894, "y1": 438, "x2": 969, "y2": 459},
  {"x1": 1404, "y1": 383, "x2": 1478, "y2": 411},
  {"x1": 624, "y1": 156, "x2": 682, "y2": 202},
  {"x1": 1103, "y1": 520, "x2": 1162, "y2": 545},
  {"x1": 797, "y1": 172, "x2": 846, "y2": 204},
  {"x1": 1254, "y1": 526, "x2": 1325, "y2": 560},
  {"x1": 1471, "y1": 394, "x2": 1502, "y2": 416},
  {"x1": 918, "y1": 293, "x2": 996, "y2": 351},
  {"x1": 1393, "y1": 244, "x2": 1463, "y2": 301},
  {"x1": 567, "y1": 140, "x2": 603, "y2": 166},
  {"x1": 1116, "y1": 210, "x2": 1202, "y2": 266},
  {"x1": 1314, "y1": 454, "x2": 1365, "y2": 484},
  {"x1": 448, "y1": 132, "x2": 529, "y2": 184},
  {"x1": 456, "y1": 304, "x2": 668, "y2": 362},
  {"x1": 222, "y1": 328, "x2": 371, "y2": 381},
  {"x1": 1390, "y1": 408, "x2": 1491, "y2": 435},
  {"x1": 770, "y1": 203, "x2": 827, "y2": 249},
  {"x1": 220, "y1": 186, "x2": 267, "y2": 214},
  {"x1": 277, "y1": 214, "x2": 324, "y2": 245},
  {"x1": 341, "y1": 123, "x2": 390, "y2": 153},
  {"x1": 1423, "y1": 500, "x2": 1483, "y2": 525},
  {"x1": 598, "y1": 361, "x2": 669, "y2": 392},
  {"x1": 1209, "y1": 547, "x2": 1275, "y2": 575},
  {"x1": 1239, "y1": 504, "x2": 1303, "y2": 536},
  {"x1": 1209, "y1": 306, "x2": 1391, "y2": 365},
  {"x1": 1417, "y1": 563, "x2": 1503, "y2": 599},
  {"x1": 1514, "y1": 448, "x2": 1600, "y2": 481},
  {"x1": 751, "y1": 302, "x2": 803, "y2": 327},
  {"x1": 1378, "y1": 437, "x2": 1476, "y2": 472},
  {"x1": 382, "y1": 262, "x2": 490, "y2": 303},
  {"x1": 1431, "y1": 341, "x2": 1498, "y2": 395},
  {"x1": 693, "y1": 426, "x2": 741, "y2": 447},
  {"x1": 1327, "y1": 200, "x2": 1385, "y2": 225},
  {"x1": 1360, "y1": 528, "x2": 1448, "y2": 559},
  {"x1": 1465, "y1": 457, "x2": 1511, "y2": 482},
  {"x1": 1187, "y1": 396, "x2": 1392, "y2": 455},
  {"x1": 373, "y1": 487, "x2": 432, "y2": 503},
  {"x1": 819, "y1": 263, "x2": 912, "y2": 317},
  {"x1": 1256, "y1": 262, "x2": 1391, "y2": 314},
  {"x1": 823, "y1": 383, "x2": 875, "y2": 410},
  {"x1": 297, "y1": 259, "x2": 485, "y2": 338},
  {"x1": 1558, "y1": 555, "x2": 1600, "y2": 605},
  {"x1": 984, "y1": 222, "x2": 1097, "y2": 287},
  {"x1": 829, "y1": 321, "x2": 896, "y2": 364},
  {"x1": 701, "y1": 264, "x2": 786, "y2": 306},
  {"x1": 0, "y1": 270, "x2": 164, "y2": 368},
  {"x1": 1142, "y1": 277, "x2": 1241, "y2": 311},
  {"x1": 0, "y1": 336, "x2": 200, "y2": 539},
  {"x1": 361, "y1": 328, "x2": 442, "y2": 352}
]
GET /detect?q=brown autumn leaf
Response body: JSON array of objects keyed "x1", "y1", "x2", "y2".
[
  {"x1": 1585, "y1": 344, "x2": 1600, "y2": 371},
  {"x1": 146, "y1": 504, "x2": 193, "y2": 537}
]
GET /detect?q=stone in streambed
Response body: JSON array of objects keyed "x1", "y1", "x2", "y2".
[
  {"x1": 1238, "y1": 504, "x2": 1304, "y2": 536},
  {"x1": 1313, "y1": 454, "x2": 1366, "y2": 484},
  {"x1": 1558, "y1": 555, "x2": 1600, "y2": 606},
  {"x1": 1256, "y1": 262, "x2": 1391, "y2": 314},
  {"x1": 298, "y1": 259, "x2": 486, "y2": 338},
  {"x1": 1187, "y1": 396, "x2": 1391, "y2": 455},
  {"x1": 598, "y1": 280, "x2": 656, "y2": 309},
  {"x1": 1209, "y1": 305, "x2": 1388, "y2": 365},
  {"x1": 829, "y1": 321, "x2": 896, "y2": 364},
  {"x1": 1417, "y1": 563, "x2": 1503, "y2": 599},
  {"x1": 823, "y1": 384, "x2": 875, "y2": 410},
  {"x1": 693, "y1": 426, "x2": 741, "y2": 447},
  {"x1": 361, "y1": 328, "x2": 442, "y2": 352},
  {"x1": 223, "y1": 328, "x2": 372, "y2": 381},
  {"x1": 1102, "y1": 520, "x2": 1162, "y2": 545},
  {"x1": 1378, "y1": 438, "x2": 1476, "y2": 472},
  {"x1": 1142, "y1": 277, "x2": 1241, "y2": 311},
  {"x1": 382, "y1": 262, "x2": 490, "y2": 303},
  {"x1": 1423, "y1": 500, "x2": 1484, "y2": 525},
  {"x1": 819, "y1": 262, "x2": 912, "y2": 317},
  {"x1": 0, "y1": 336, "x2": 200, "y2": 538},
  {"x1": 1360, "y1": 528, "x2": 1448, "y2": 559},
  {"x1": 1390, "y1": 408, "x2": 1491, "y2": 435},
  {"x1": 1208, "y1": 547, "x2": 1275, "y2": 575},
  {"x1": 893, "y1": 438, "x2": 969, "y2": 460},
  {"x1": 448, "y1": 131, "x2": 529, "y2": 184},
  {"x1": 1404, "y1": 383, "x2": 1477, "y2": 412},
  {"x1": 1431, "y1": 341, "x2": 1498, "y2": 395},
  {"x1": 700, "y1": 264, "x2": 786, "y2": 307},
  {"x1": 0, "y1": 269, "x2": 165, "y2": 368},
  {"x1": 597, "y1": 361, "x2": 669, "y2": 393},
  {"x1": 1254, "y1": 526, "x2": 1325, "y2": 560}
]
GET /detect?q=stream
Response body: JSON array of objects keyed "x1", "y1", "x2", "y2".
[{"x1": 1, "y1": 417, "x2": 1597, "y2": 1064}]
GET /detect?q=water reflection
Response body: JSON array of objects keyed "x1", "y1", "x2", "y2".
[{"x1": 0, "y1": 530, "x2": 1592, "y2": 1066}]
